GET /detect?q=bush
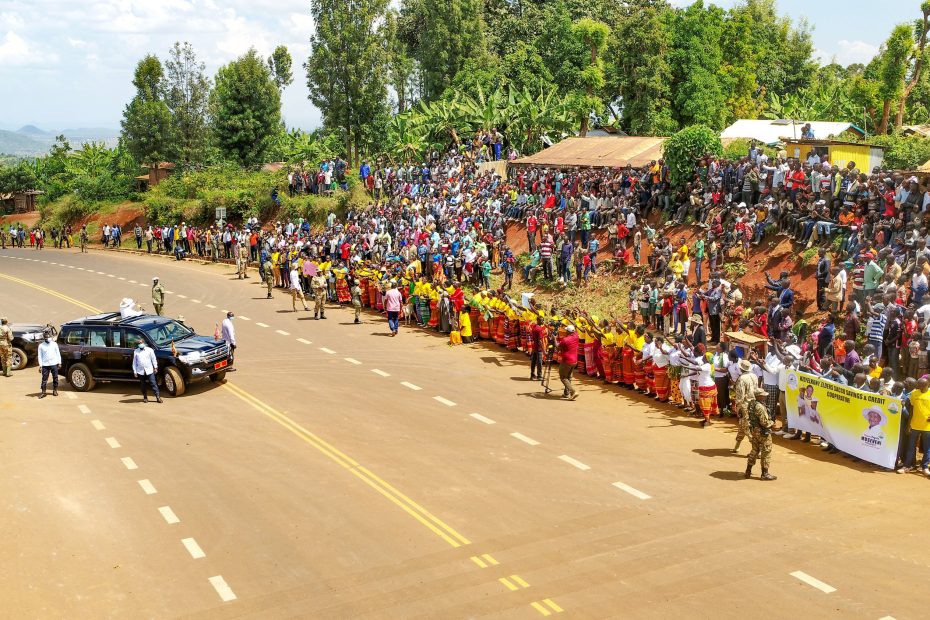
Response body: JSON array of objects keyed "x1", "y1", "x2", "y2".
[
  {"x1": 663, "y1": 125, "x2": 723, "y2": 186},
  {"x1": 722, "y1": 138, "x2": 777, "y2": 162},
  {"x1": 868, "y1": 133, "x2": 930, "y2": 170},
  {"x1": 721, "y1": 261, "x2": 747, "y2": 279}
]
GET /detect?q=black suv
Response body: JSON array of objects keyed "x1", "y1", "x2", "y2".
[
  {"x1": 57, "y1": 313, "x2": 232, "y2": 396},
  {"x1": 9, "y1": 323, "x2": 58, "y2": 371}
]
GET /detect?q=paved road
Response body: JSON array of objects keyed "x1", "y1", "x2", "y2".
[{"x1": 0, "y1": 246, "x2": 926, "y2": 619}]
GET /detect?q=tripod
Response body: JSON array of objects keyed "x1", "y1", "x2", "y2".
[{"x1": 541, "y1": 345, "x2": 557, "y2": 394}]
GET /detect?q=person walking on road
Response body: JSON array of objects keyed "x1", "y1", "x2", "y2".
[
  {"x1": 384, "y1": 281, "x2": 403, "y2": 336},
  {"x1": 37, "y1": 330, "x2": 61, "y2": 398},
  {"x1": 152, "y1": 277, "x2": 166, "y2": 316},
  {"x1": 222, "y1": 312, "x2": 237, "y2": 370},
  {"x1": 311, "y1": 272, "x2": 327, "y2": 320},
  {"x1": 746, "y1": 387, "x2": 777, "y2": 480},
  {"x1": 0, "y1": 317, "x2": 13, "y2": 377},
  {"x1": 79, "y1": 226, "x2": 89, "y2": 253},
  {"x1": 289, "y1": 266, "x2": 309, "y2": 312},
  {"x1": 132, "y1": 340, "x2": 161, "y2": 403},
  {"x1": 558, "y1": 324, "x2": 580, "y2": 400},
  {"x1": 237, "y1": 242, "x2": 250, "y2": 279},
  {"x1": 731, "y1": 358, "x2": 757, "y2": 453}
]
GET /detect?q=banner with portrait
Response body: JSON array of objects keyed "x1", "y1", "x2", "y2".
[{"x1": 785, "y1": 370, "x2": 902, "y2": 469}]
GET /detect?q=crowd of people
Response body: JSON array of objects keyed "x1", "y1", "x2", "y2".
[{"x1": 6, "y1": 134, "x2": 930, "y2": 477}]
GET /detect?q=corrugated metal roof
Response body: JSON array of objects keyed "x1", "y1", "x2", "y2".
[
  {"x1": 511, "y1": 136, "x2": 668, "y2": 169},
  {"x1": 721, "y1": 120, "x2": 864, "y2": 144}
]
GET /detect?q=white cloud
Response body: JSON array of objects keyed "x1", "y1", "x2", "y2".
[
  {"x1": 0, "y1": 30, "x2": 59, "y2": 66},
  {"x1": 0, "y1": 11, "x2": 25, "y2": 29},
  {"x1": 816, "y1": 39, "x2": 880, "y2": 67}
]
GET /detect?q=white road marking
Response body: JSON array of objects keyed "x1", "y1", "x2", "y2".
[
  {"x1": 558, "y1": 455, "x2": 590, "y2": 471},
  {"x1": 181, "y1": 537, "x2": 206, "y2": 559},
  {"x1": 191, "y1": 299, "x2": 201, "y2": 304},
  {"x1": 879, "y1": 616, "x2": 897, "y2": 620},
  {"x1": 158, "y1": 506, "x2": 180, "y2": 524},
  {"x1": 790, "y1": 571, "x2": 836, "y2": 593},
  {"x1": 297, "y1": 338, "x2": 311, "y2": 344},
  {"x1": 612, "y1": 481, "x2": 652, "y2": 500},
  {"x1": 256, "y1": 322, "x2": 269, "y2": 328},
  {"x1": 400, "y1": 381, "x2": 421, "y2": 391},
  {"x1": 65, "y1": 392, "x2": 76, "y2": 400},
  {"x1": 206, "y1": 304, "x2": 216, "y2": 309},
  {"x1": 238, "y1": 316, "x2": 249, "y2": 321},
  {"x1": 78, "y1": 404, "x2": 91, "y2": 414},
  {"x1": 166, "y1": 290, "x2": 175, "y2": 294},
  {"x1": 96, "y1": 271, "x2": 105, "y2": 275},
  {"x1": 511, "y1": 432, "x2": 540, "y2": 446},
  {"x1": 121, "y1": 457, "x2": 138, "y2": 470},
  {"x1": 320, "y1": 347, "x2": 335, "y2": 354},
  {"x1": 344, "y1": 357, "x2": 361, "y2": 365},
  {"x1": 208, "y1": 575, "x2": 237, "y2": 602},
  {"x1": 91, "y1": 419, "x2": 105, "y2": 430},
  {"x1": 118, "y1": 277, "x2": 125, "y2": 281},
  {"x1": 107, "y1": 274, "x2": 115, "y2": 278},
  {"x1": 138, "y1": 479, "x2": 157, "y2": 495},
  {"x1": 176, "y1": 294, "x2": 187, "y2": 299},
  {"x1": 139, "y1": 283, "x2": 147, "y2": 287},
  {"x1": 129, "y1": 279, "x2": 137, "y2": 283},
  {"x1": 371, "y1": 368, "x2": 390, "y2": 377},
  {"x1": 105, "y1": 437, "x2": 121, "y2": 449},
  {"x1": 275, "y1": 329, "x2": 290, "y2": 336},
  {"x1": 433, "y1": 396, "x2": 456, "y2": 407},
  {"x1": 69, "y1": 265, "x2": 76, "y2": 269},
  {"x1": 470, "y1": 413, "x2": 496, "y2": 425}
]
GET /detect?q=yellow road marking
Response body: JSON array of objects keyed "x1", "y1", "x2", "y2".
[
  {"x1": 224, "y1": 382, "x2": 470, "y2": 548},
  {"x1": 499, "y1": 577, "x2": 519, "y2": 592},
  {"x1": 511, "y1": 574, "x2": 530, "y2": 588},
  {"x1": 543, "y1": 599, "x2": 563, "y2": 613},
  {"x1": 470, "y1": 556, "x2": 488, "y2": 569},
  {"x1": 0, "y1": 272, "x2": 100, "y2": 313},
  {"x1": 531, "y1": 602, "x2": 552, "y2": 616},
  {"x1": 481, "y1": 553, "x2": 499, "y2": 565}
]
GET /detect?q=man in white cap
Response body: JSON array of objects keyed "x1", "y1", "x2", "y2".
[{"x1": 151, "y1": 277, "x2": 165, "y2": 316}]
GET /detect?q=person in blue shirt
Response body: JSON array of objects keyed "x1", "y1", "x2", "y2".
[
  {"x1": 587, "y1": 237, "x2": 600, "y2": 275},
  {"x1": 360, "y1": 161, "x2": 370, "y2": 180}
]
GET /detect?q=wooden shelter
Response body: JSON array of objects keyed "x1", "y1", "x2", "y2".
[
  {"x1": 0, "y1": 190, "x2": 43, "y2": 214},
  {"x1": 509, "y1": 136, "x2": 668, "y2": 170},
  {"x1": 136, "y1": 162, "x2": 176, "y2": 191}
]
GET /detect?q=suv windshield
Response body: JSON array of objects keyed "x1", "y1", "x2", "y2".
[{"x1": 143, "y1": 320, "x2": 194, "y2": 347}]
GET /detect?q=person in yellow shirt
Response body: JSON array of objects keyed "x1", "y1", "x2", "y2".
[
  {"x1": 668, "y1": 253, "x2": 684, "y2": 281},
  {"x1": 899, "y1": 378, "x2": 930, "y2": 473}
]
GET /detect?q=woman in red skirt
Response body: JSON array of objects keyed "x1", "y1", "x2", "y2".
[{"x1": 651, "y1": 335, "x2": 671, "y2": 401}]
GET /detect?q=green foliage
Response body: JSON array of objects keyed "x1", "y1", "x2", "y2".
[
  {"x1": 38, "y1": 195, "x2": 114, "y2": 231},
  {"x1": 411, "y1": 0, "x2": 486, "y2": 101},
  {"x1": 211, "y1": 49, "x2": 282, "y2": 166},
  {"x1": 267, "y1": 45, "x2": 294, "y2": 91},
  {"x1": 121, "y1": 54, "x2": 176, "y2": 164},
  {"x1": 722, "y1": 138, "x2": 776, "y2": 162},
  {"x1": 0, "y1": 161, "x2": 37, "y2": 193},
  {"x1": 663, "y1": 125, "x2": 722, "y2": 186},
  {"x1": 869, "y1": 133, "x2": 930, "y2": 169},
  {"x1": 268, "y1": 129, "x2": 341, "y2": 165},
  {"x1": 164, "y1": 42, "x2": 212, "y2": 168},
  {"x1": 668, "y1": 1, "x2": 727, "y2": 129},
  {"x1": 801, "y1": 247, "x2": 818, "y2": 265}
]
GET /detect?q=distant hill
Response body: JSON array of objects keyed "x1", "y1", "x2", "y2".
[{"x1": 0, "y1": 126, "x2": 120, "y2": 157}]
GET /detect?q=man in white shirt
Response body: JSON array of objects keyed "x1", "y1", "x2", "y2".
[
  {"x1": 37, "y1": 330, "x2": 61, "y2": 398},
  {"x1": 222, "y1": 312, "x2": 237, "y2": 370},
  {"x1": 132, "y1": 341, "x2": 161, "y2": 403}
]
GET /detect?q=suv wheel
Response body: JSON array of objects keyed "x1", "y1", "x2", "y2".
[
  {"x1": 68, "y1": 363, "x2": 95, "y2": 392},
  {"x1": 163, "y1": 366, "x2": 186, "y2": 397},
  {"x1": 11, "y1": 347, "x2": 28, "y2": 371}
]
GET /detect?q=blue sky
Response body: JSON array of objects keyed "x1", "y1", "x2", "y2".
[{"x1": 0, "y1": 0, "x2": 922, "y2": 131}]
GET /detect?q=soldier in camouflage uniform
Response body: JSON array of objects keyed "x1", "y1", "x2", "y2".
[
  {"x1": 0, "y1": 317, "x2": 13, "y2": 377},
  {"x1": 237, "y1": 242, "x2": 250, "y2": 279},
  {"x1": 731, "y1": 358, "x2": 758, "y2": 453},
  {"x1": 263, "y1": 263, "x2": 274, "y2": 299},
  {"x1": 350, "y1": 279, "x2": 362, "y2": 324},
  {"x1": 746, "y1": 387, "x2": 777, "y2": 480},
  {"x1": 311, "y1": 272, "x2": 327, "y2": 320}
]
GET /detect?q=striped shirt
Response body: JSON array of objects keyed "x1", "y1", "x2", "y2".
[{"x1": 539, "y1": 240, "x2": 553, "y2": 258}]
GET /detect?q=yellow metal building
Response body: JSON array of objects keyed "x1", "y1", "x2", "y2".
[{"x1": 783, "y1": 139, "x2": 885, "y2": 171}]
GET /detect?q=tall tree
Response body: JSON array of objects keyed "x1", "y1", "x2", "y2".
[
  {"x1": 570, "y1": 18, "x2": 610, "y2": 136},
  {"x1": 896, "y1": 2, "x2": 930, "y2": 128},
  {"x1": 164, "y1": 42, "x2": 211, "y2": 167},
  {"x1": 210, "y1": 49, "x2": 282, "y2": 166},
  {"x1": 607, "y1": 0, "x2": 676, "y2": 136},
  {"x1": 120, "y1": 55, "x2": 175, "y2": 164},
  {"x1": 268, "y1": 45, "x2": 294, "y2": 91},
  {"x1": 305, "y1": 0, "x2": 390, "y2": 165},
  {"x1": 721, "y1": 4, "x2": 762, "y2": 121},
  {"x1": 384, "y1": 10, "x2": 417, "y2": 113},
  {"x1": 414, "y1": 0, "x2": 485, "y2": 100},
  {"x1": 877, "y1": 25, "x2": 915, "y2": 134},
  {"x1": 668, "y1": 1, "x2": 727, "y2": 129}
]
